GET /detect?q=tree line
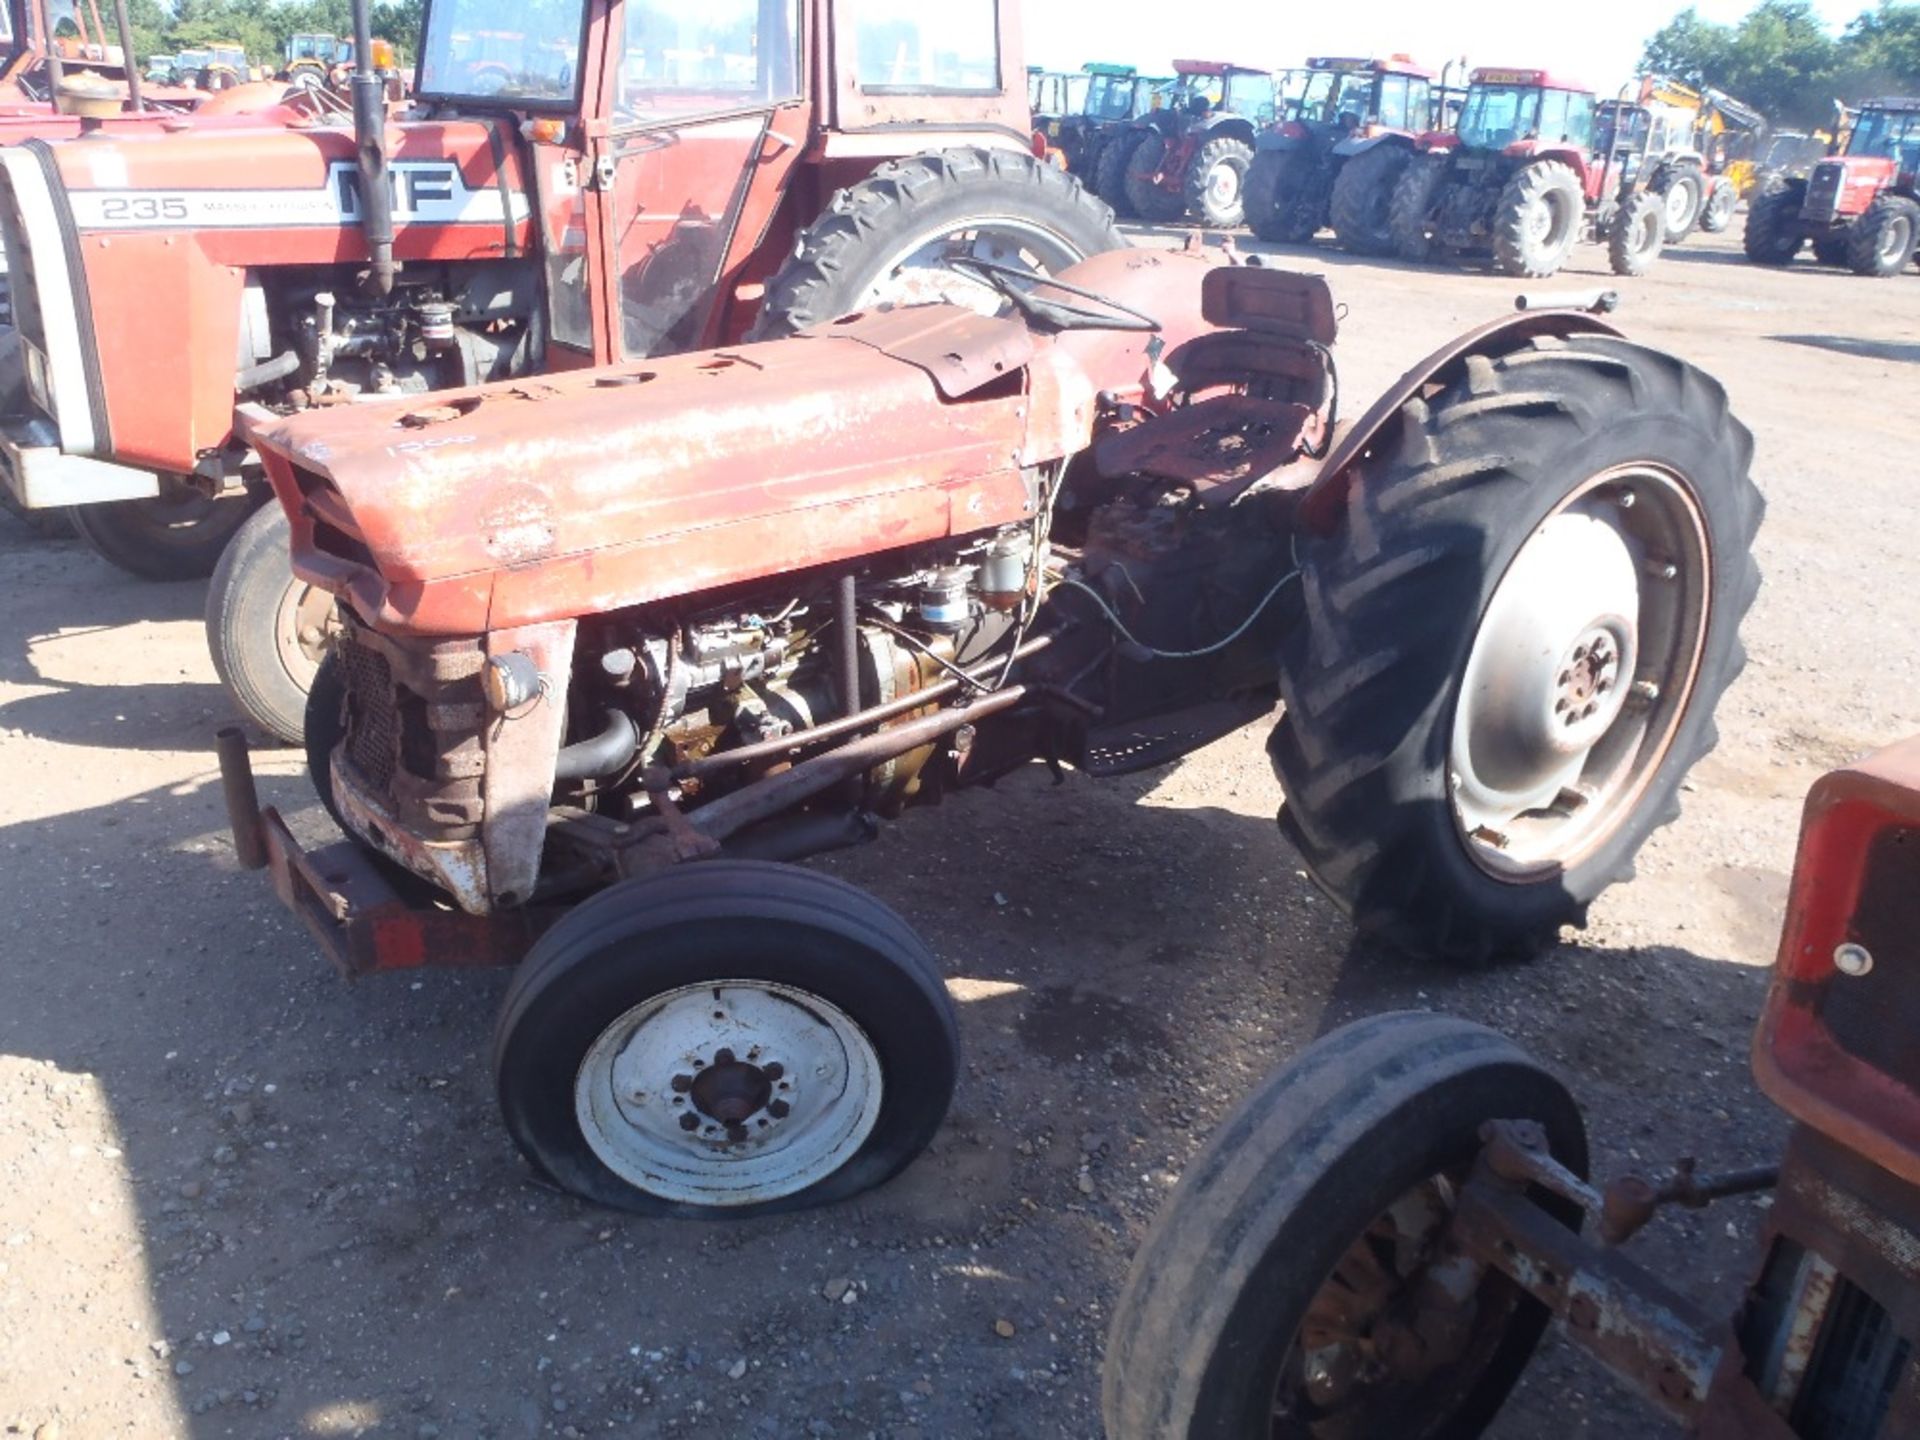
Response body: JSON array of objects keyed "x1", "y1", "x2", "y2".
[
  {"x1": 1643, "y1": 0, "x2": 1920, "y2": 130},
  {"x1": 103, "y1": 0, "x2": 424, "y2": 67}
]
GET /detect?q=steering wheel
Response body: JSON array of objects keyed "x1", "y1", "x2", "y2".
[{"x1": 946, "y1": 256, "x2": 1161, "y2": 333}]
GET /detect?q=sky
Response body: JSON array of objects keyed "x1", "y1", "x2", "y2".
[{"x1": 1025, "y1": 0, "x2": 1868, "y2": 99}]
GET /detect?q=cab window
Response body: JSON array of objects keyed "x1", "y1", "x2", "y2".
[
  {"x1": 1376, "y1": 75, "x2": 1408, "y2": 130},
  {"x1": 1561, "y1": 92, "x2": 1596, "y2": 149},
  {"x1": 1537, "y1": 88, "x2": 1568, "y2": 142},
  {"x1": 851, "y1": 0, "x2": 999, "y2": 94},
  {"x1": 1406, "y1": 78, "x2": 1431, "y2": 129},
  {"x1": 615, "y1": 0, "x2": 799, "y2": 121}
]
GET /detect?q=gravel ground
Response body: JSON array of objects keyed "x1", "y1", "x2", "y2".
[{"x1": 1, "y1": 224, "x2": 1917, "y2": 1440}]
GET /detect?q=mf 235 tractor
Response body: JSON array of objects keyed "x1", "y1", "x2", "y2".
[
  {"x1": 1745, "y1": 97, "x2": 1920, "y2": 276},
  {"x1": 1242, "y1": 54, "x2": 1444, "y2": 253},
  {"x1": 219, "y1": 244, "x2": 1761, "y2": 1219},
  {"x1": 0, "y1": 0, "x2": 1123, "y2": 743},
  {"x1": 1386, "y1": 69, "x2": 1673, "y2": 279},
  {"x1": 1111, "y1": 734, "x2": 1920, "y2": 1440},
  {"x1": 1096, "y1": 60, "x2": 1276, "y2": 227}
]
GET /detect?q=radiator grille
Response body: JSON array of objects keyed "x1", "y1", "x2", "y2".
[
  {"x1": 340, "y1": 634, "x2": 399, "y2": 790},
  {"x1": 1791, "y1": 1273, "x2": 1910, "y2": 1440},
  {"x1": 1805, "y1": 162, "x2": 1845, "y2": 223}
]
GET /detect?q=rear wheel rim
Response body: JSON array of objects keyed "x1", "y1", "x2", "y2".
[
  {"x1": 1664, "y1": 183, "x2": 1694, "y2": 230},
  {"x1": 851, "y1": 216, "x2": 1086, "y2": 315},
  {"x1": 1450, "y1": 464, "x2": 1711, "y2": 877},
  {"x1": 1878, "y1": 216, "x2": 1911, "y2": 262},
  {"x1": 1207, "y1": 160, "x2": 1243, "y2": 208},
  {"x1": 574, "y1": 979, "x2": 884, "y2": 1207}
]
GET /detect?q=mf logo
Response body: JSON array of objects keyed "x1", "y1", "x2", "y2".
[{"x1": 332, "y1": 161, "x2": 468, "y2": 220}]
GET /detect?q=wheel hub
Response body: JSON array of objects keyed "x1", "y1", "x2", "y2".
[
  {"x1": 1208, "y1": 164, "x2": 1240, "y2": 206},
  {"x1": 682, "y1": 1050, "x2": 783, "y2": 1135}
]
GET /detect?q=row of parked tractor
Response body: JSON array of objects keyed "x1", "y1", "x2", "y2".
[{"x1": 1030, "y1": 57, "x2": 1920, "y2": 280}]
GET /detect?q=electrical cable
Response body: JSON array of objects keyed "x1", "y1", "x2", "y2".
[{"x1": 1054, "y1": 569, "x2": 1301, "y2": 661}]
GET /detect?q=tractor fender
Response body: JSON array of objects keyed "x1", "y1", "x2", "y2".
[
  {"x1": 1254, "y1": 123, "x2": 1313, "y2": 155},
  {"x1": 1331, "y1": 131, "x2": 1411, "y2": 161},
  {"x1": 1198, "y1": 114, "x2": 1258, "y2": 145},
  {"x1": 1297, "y1": 308, "x2": 1626, "y2": 536}
]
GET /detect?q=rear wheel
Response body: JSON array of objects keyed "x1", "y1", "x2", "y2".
[
  {"x1": 1246, "y1": 150, "x2": 1323, "y2": 243},
  {"x1": 1125, "y1": 132, "x2": 1191, "y2": 222},
  {"x1": 1105, "y1": 1012, "x2": 1587, "y2": 1440},
  {"x1": 1328, "y1": 143, "x2": 1411, "y2": 256},
  {"x1": 493, "y1": 861, "x2": 958, "y2": 1217},
  {"x1": 1387, "y1": 156, "x2": 1447, "y2": 262},
  {"x1": 749, "y1": 147, "x2": 1122, "y2": 338},
  {"x1": 1270, "y1": 334, "x2": 1762, "y2": 964},
  {"x1": 206, "y1": 502, "x2": 336, "y2": 745},
  {"x1": 1186, "y1": 135, "x2": 1254, "y2": 228},
  {"x1": 1096, "y1": 130, "x2": 1147, "y2": 218},
  {"x1": 1742, "y1": 178, "x2": 1806, "y2": 264},
  {"x1": 1607, "y1": 192, "x2": 1664, "y2": 276},
  {"x1": 67, "y1": 481, "x2": 261, "y2": 582},
  {"x1": 1491, "y1": 162, "x2": 1583, "y2": 278},
  {"x1": 1656, "y1": 166, "x2": 1706, "y2": 242},
  {"x1": 1845, "y1": 194, "x2": 1920, "y2": 277},
  {"x1": 1700, "y1": 177, "x2": 1738, "y2": 233}
]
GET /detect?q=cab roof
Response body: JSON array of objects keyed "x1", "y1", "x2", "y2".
[
  {"x1": 1471, "y1": 67, "x2": 1592, "y2": 95},
  {"x1": 1861, "y1": 96, "x2": 1920, "y2": 113},
  {"x1": 1307, "y1": 54, "x2": 1435, "y2": 80},
  {"x1": 1172, "y1": 60, "x2": 1272, "y2": 78},
  {"x1": 1082, "y1": 62, "x2": 1137, "y2": 77}
]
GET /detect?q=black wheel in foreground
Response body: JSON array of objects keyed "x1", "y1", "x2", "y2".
[
  {"x1": 206, "y1": 501, "x2": 336, "y2": 745},
  {"x1": 1328, "y1": 143, "x2": 1411, "y2": 256},
  {"x1": 67, "y1": 482, "x2": 262, "y2": 582},
  {"x1": 1742, "y1": 178, "x2": 1806, "y2": 265},
  {"x1": 750, "y1": 147, "x2": 1122, "y2": 340},
  {"x1": 1270, "y1": 334, "x2": 1762, "y2": 964},
  {"x1": 1105, "y1": 1012, "x2": 1588, "y2": 1440},
  {"x1": 494, "y1": 861, "x2": 959, "y2": 1217}
]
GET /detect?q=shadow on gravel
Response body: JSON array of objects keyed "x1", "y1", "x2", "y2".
[
  {"x1": 1770, "y1": 333, "x2": 1920, "y2": 364},
  {"x1": 0, "y1": 739, "x2": 1784, "y2": 1439}
]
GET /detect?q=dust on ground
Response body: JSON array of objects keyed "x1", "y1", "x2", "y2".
[{"x1": 1, "y1": 225, "x2": 1917, "y2": 1439}]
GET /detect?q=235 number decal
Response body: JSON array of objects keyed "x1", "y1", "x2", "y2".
[{"x1": 98, "y1": 196, "x2": 190, "y2": 222}]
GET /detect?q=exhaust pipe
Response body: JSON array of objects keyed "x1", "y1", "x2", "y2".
[{"x1": 349, "y1": 0, "x2": 394, "y2": 296}]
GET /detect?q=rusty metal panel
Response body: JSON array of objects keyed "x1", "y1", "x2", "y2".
[
  {"x1": 481, "y1": 620, "x2": 577, "y2": 912},
  {"x1": 825, "y1": 306, "x2": 1034, "y2": 398}
]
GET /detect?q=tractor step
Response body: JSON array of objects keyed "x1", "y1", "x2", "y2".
[{"x1": 1079, "y1": 696, "x2": 1274, "y2": 777}]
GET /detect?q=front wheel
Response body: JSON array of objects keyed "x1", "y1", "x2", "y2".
[
  {"x1": 493, "y1": 861, "x2": 959, "y2": 1217},
  {"x1": 1105, "y1": 1012, "x2": 1587, "y2": 1440},
  {"x1": 1699, "y1": 177, "x2": 1738, "y2": 233},
  {"x1": 1742, "y1": 179, "x2": 1806, "y2": 265},
  {"x1": 206, "y1": 502, "x2": 336, "y2": 745},
  {"x1": 749, "y1": 147, "x2": 1122, "y2": 339},
  {"x1": 67, "y1": 481, "x2": 262, "y2": 582},
  {"x1": 1607, "y1": 191, "x2": 1664, "y2": 276},
  {"x1": 1270, "y1": 334, "x2": 1763, "y2": 964}
]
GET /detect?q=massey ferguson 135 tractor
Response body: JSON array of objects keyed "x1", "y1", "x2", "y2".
[
  {"x1": 1386, "y1": 70, "x2": 1672, "y2": 279},
  {"x1": 1096, "y1": 61, "x2": 1276, "y2": 227},
  {"x1": 0, "y1": 0, "x2": 1122, "y2": 743},
  {"x1": 1109, "y1": 736, "x2": 1920, "y2": 1440},
  {"x1": 1745, "y1": 97, "x2": 1920, "y2": 276},
  {"x1": 219, "y1": 245, "x2": 1761, "y2": 1217},
  {"x1": 1243, "y1": 54, "x2": 1439, "y2": 252}
]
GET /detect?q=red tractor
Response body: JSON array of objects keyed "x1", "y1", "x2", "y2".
[
  {"x1": 1243, "y1": 54, "x2": 1440, "y2": 253},
  {"x1": 0, "y1": 0, "x2": 1121, "y2": 743},
  {"x1": 1109, "y1": 734, "x2": 1920, "y2": 1440},
  {"x1": 1745, "y1": 97, "x2": 1920, "y2": 276},
  {"x1": 1386, "y1": 68, "x2": 1671, "y2": 278},
  {"x1": 219, "y1": 248, "x2": 1761, "y2": 1217},
  {"x1": 1095, "y1": 61, "x2": 1276, "y2": 227}
]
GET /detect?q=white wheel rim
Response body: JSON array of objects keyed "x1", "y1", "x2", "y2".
[
  {"x1": 1450, "y1": 466, "x2": 1711, "y2": 876},
  {"x1": 574, "y1": 980, "x2": 884, "y2": 1207},
  {"x1": 851, "y1": 216, "x2": 1086, "y2": 316},
  {"x1": 1207, "y1": 162, "x2": 1240, "y2": 207},
  {"x1": 1665, "y1": 185, "x2": 1692, "y2": 229}
]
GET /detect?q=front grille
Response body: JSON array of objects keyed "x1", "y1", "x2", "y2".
[
  {"x1": 1792, "y1": 1273, "x2": 1910, "y2": 1440},
  {"x1": 1805, "y1": 162, "x2": 1846, "y2": 223},
  {"x1": 339, "y1": 632, "x2": 399, "y2": 790}
]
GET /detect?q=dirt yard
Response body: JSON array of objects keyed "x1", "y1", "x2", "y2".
[{"x1": 1, "y1": 224, "x2": 1916, "y2": 1440}]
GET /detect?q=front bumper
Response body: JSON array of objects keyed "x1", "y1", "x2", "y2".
[
  {"x1": 216, "y1": 727, "x2": 546, "y2": 978},
  {"x1": 0, "y1": 411, "x2": 158, "y2": 507}
]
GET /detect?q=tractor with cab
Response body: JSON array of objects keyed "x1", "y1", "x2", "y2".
[
  {"x1": 218, "y1": 246, "x2": 1760, "y2": 1218},
  {"x1": 1745, "y1": 97, "x2": 1920, "y2": 276},
  {"x1": 1095, "y1": 61, "x2": 1276, "y2": 227},
  {"x1": 1243, "y1": 54, "x2": 1442, "y2": 252},
  {"x1": 1387, "y1": 70, "x2": 1672, "y2": 278},
  {"x1": 0, "y1": 0, "x2": 1122, "y2": 744},
  {"x1": 1110, "y1": 733, "x2": 1919, "y2": 1440},
  {"x1": 1045, "y1": 63, "x2": 1167, "y2": 178}
]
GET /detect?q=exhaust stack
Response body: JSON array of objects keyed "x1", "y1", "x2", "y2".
[{"x1": 350, "y1": 0, "x2": 394, "y2": 295}]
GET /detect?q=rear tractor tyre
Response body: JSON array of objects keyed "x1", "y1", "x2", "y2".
[
  {"x1": 1700, "y1": 176, "x2": 1738, "y2": 233},
  {"x1": 1105, "y1": 1011, "x2": 1588, "y2": 1440},
  {"x1": 749, "y1": 147, "x2": 1122, "y2": 339},
  {"x1": 1491, "y1": 161, "x2": 1584, "y2": 278},
  {"x1": 1328, "y1": 142, "x2": 1411, "y2": 256},
  {"x1": 1269, "y1": 334, "x2": 1763, "y2": 964},
  {"x1": 1387, "y1": 155, "x2": 1448, "y2": 262},
  {"x1": 1845, "y1": 194, "x2": 1920, "y2": 277},
  {"x1": 1095, "y1": 130, "x2": 1146, "y2": 218},
  {"x1": 1246, "y1": 149, "x2": 1323, "y2": 243},
  {"x1": 493, "y1": 861, "x2": 959, "y2": 1217},
  {"x1": 1607, "y1": 191, "x2": 1664, "y2": 277},
  {"x1": 67, "y1": 481, "x2": 262, "y2": 582},
  {"x1": 1185, "y1": 135, "x2": 1254, "y2": 228},
  {"x1": 1124, "y1": 131, "x2": 1191, "y2": 223},
  {"x1": 1656, "y1": 165, "x2": 1706, "y2": 242},
  {"x1": 1742, "y1": 178, "x2": 1806, "y2": 265},
  {"x1": 206, "y1": 501, "x2": 336, "y2": 745}
]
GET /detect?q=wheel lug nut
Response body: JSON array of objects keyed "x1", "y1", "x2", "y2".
[
  {"x1": 670, "y1": 1074, "x2": 693, "y2": 1093},
  {"x1": 768, "y1": 1100, "x2": 791, "y2": 1119},
  {"x1": 762, "y1": 1062, "x2": 784, "y2": 1081},
  {"x1": 714, "y1": 1048, "x2": 735, "y2": 1065},
  {"x1": 678, "y1": 1112, "x2": 700, "y2": 1132},
  {"x1": 725, "y1": 1123, "x2": 749, "y2": 1143}
]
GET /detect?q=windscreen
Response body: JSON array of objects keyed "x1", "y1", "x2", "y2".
[
  {"x1": 1085, "y1": 73, "x2": 1133, "y2": 121},
  {"x1": 1459, "y1": 84, "x2": 1542, "y2": 149},
  {"x1": 1849, "y1": 108, "x2": 1920, "y2": 167},
  {"x1": 851, "y1": 0, "x2": 999, "y2": 94},
  {"x1": 418, "y1": 0, "x2": 590, "y2": 104}
]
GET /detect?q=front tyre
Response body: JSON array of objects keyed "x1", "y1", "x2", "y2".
[
  {"x1": 1270, "y1": 335, "x2": 1762, "y2": 964},
  {"x1": 1742, "y1": 178, "x2": 1806, "y2": 265},
  {"x1": 1607, "y1": 191, "x2": 1664, "y2": 277},
  {"x1": 68, "y1": 481, "x2": 262, "y2": 582},
  {"x1": 206, "y1": 502, "x2": 336, "y2": 745},
  {"x1": 748, "y1": 147, "x2": 1122, "y2": 339},
  {"x1": 1699, "y1": 176, "x2": 1738, "y2": 233},
  {"x1": 1491, "y1": 161, "x2": 1583, "y2": 278},
  {"x1": 493, "y1": 861, "x2": 959, "y2": 1217},
  {"x1": 1105, "y1": 1012, "x2": 1587, "y2": 1440}
]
